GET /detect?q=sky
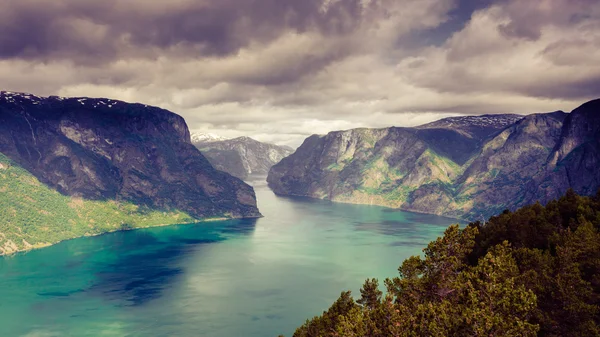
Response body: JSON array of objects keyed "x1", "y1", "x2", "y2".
[{"x1": 2, "y1": 0, "x2": 599, "y2": 147}]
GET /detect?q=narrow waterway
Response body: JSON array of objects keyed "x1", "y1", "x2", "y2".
[{"x1": 0, "y1": 179, "x2": 457, "y2": 337}]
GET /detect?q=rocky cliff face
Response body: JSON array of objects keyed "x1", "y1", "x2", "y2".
[
  {"x1": 193, "y1": 135, "x2": 294, "y2": 179},
  {"x1": 200, "y1": 148, "x2": 248, "y2": 180},
  {"x1": 0, "y1": 91, "x2": 261, "y2": 219},
  {"x1": 268, "y1": 100, "x2": 600, "y2": 220},
  {"x1": 545, "y1": 99, "x2": 600, "y2": 198}
]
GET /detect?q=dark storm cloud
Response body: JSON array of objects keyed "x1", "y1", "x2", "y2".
[
  {"x1": 0, "y1": 1, "x2": 115, "y2": 61},
  {"x1": 526, "y1": 77, "x2": 600, "y2": 101},
  {"x1": 497, "y1": 0, "x2": 600, "y2": 40},
  {"x1": 0, "y1": 0, "x2": 369, "y2": 63}
]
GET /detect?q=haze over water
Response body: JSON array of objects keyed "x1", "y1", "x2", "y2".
[{"x1": 0, "y1": 178, "x2": 456, "y2": 337}]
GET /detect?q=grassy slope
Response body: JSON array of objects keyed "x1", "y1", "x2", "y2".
[
  {"x1": 0, "y1": 153, "x2": 204, "y2": 255},
  {"x1": 333, "y1": 149, "x2": 465, "y2": 210}
]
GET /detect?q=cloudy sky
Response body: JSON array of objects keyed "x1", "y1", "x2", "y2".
[{"x1": 2, "y1": 0, "x2": 599, "y2": 146}]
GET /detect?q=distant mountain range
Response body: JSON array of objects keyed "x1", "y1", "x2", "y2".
[
  {"x1": 192, "y1": 134, "x2": 294, "y2": 180},
  {"x1": 268, "y1": 99, "x2": 600, "y2": 220},
  {"x1": 0, "y1": 91, "x2": 260, "y2": 255}
]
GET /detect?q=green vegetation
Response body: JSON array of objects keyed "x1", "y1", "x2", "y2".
[
  {"x1": 290, "y1": 189, "x2": 600, "y2": 336},
  {"x1": 356, "y1": 129, "x2": 380, "y2": 148},
  {"x1": 420, "y1": 149, "x2": 464, "y2": 180},
  {"x1": 351, "y1": 149, "x2": 464, "y2": 206},
  {"x1": 0, "y1": 153, "x2": 198, "y2": 255},
  {"x1": 326, "y1": 162, "x2": 344, "y2": 171},
  {"x1": 359, "y1": 158, "x2": 404, "y2": 190}
]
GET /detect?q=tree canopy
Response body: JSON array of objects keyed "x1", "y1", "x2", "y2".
[{"x1": 290, "y1": 189, "x2": 600, "y2": 336}]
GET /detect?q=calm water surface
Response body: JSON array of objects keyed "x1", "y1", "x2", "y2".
[{"x1": 0, "y1": 178, "x2": 456, "y2": 337}]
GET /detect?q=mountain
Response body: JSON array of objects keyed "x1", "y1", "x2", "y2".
[
  {"x1": 0, "y1": 152, "x2": 196, "y2": 255},
  {"x1": 199, "y1": 148, "x2": 248, "y2": 180},
  {"x1": 0, "y1": 91, "x2": 261, "y2": 254},
  {"x1": 417, "y1": 114, "x2": 524, "y2": 138},
  {"x1": 267, "y1": 99, "x2": 600, "y2": 220},
  {"x1": 193, "y1": 136, "x2": 294, "y2": 180},
  {"x1": 190, "y1": 132, "x2": 228, "y2": 143}
]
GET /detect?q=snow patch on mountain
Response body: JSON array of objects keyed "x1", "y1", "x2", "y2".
[
  {"x1": 190, "y1": 133, "x2": 229, "y2": 144},
  {"x1": 418, "y1": 114, "x2": 525, "y2": 130}
]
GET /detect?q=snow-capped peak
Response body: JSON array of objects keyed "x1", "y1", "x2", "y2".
[
  {"x1": 418, "y1": 114, "x2": 524, "y2": 130},
  {"x1": 0, "y1": 91, "x2": 43, "y2": 104},
  {"x1": 190, "y1": 133, "x2": 228, "y2": 144}
]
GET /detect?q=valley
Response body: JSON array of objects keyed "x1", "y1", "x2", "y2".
[
  {"x1": 0, "y1": 179, "x2": 455, "y2": 337},
  {"x1": 192, "y1": 134, "x2": 294, "y2": 180},
  {"x1": 1, "y1": 91, "x2": 598, "y2": 336},
  {"x1": 3, "y1": 1, "x2": 599, "y2": 335}
]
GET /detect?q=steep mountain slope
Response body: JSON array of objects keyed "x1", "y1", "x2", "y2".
[
  {"x1": 268, "y1": 100, "x2": 599, "y2": 220},
  {"x1": 0, "y1": 91, "x2": 261, "y2": 253},
  {"x1": 0, "y1": 153, "x2": 197, "y2": 255},
  {"x1": 193, "y1": 135, "x2": 294, "y2": 179},
  {"x1": 428, "y1": 111, "x2": 568, "y2": 218},
  {"x1": 546, "y1": 99, "x2": 600, "y2": 197},
  {"x1": 200, "y1": 148, "x2": 248, "y2": 180}
]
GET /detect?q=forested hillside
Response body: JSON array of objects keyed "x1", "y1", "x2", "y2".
[
  {"x1": 0, "y1": 153, "x2": 197, "y2": 255},
  {"x1": 289, "y1": 189, "x2": 600, "y2": 336}
]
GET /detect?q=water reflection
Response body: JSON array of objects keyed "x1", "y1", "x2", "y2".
[
  {"x1": 388, "y1": 240, "x2": 430, "y2": 247},
  {"x1": 86, "y1": 219, "x2": 258, "y2": 307},
  {"x1": 354, "y1": 220, "x2": 422, "y2": 236},
  {"x1": 220, "y1": 218, "x2": 259, "y2": 235},
  {"x1": 91, "y1": 243, "x2": 187, "y2": 306}
]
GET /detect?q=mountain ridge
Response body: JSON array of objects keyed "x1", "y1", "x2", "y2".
[{"x1": 267, "y1": 100, "x2": 600, "y2": 220}]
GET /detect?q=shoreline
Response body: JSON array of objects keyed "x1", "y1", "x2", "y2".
[
  {"x1": 0, "y1": 215, "x2": 261, "y2": 258},
  {"x1": 270, "y1": 190, "x2": 466, "y2": 222}
]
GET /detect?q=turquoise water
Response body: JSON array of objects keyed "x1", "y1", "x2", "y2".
[{"x1": 0, "y1": 179, "x2": 457, "y2": 337}]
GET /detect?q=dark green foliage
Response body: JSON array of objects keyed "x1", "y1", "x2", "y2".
[
  {"x1": 470, "y1": 189, "x2": 600, "y2": 336},
  {"x1": 357, "y1": 279, "x2": 382, "y2": 310},
  {"x1": 294, "y1": 291, "x2": 358, "y2": 337},
  {"x1": 0, "y1": 153, "x2": 198, "y2": 255},
  {"x1": 289, "y1": 189, "x2": 600, "y2": 336}
]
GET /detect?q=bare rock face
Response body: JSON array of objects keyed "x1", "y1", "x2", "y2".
[
  {"x1": 544, "y1": 99, "x2": 600, "y2": 199},
  {"x1": 268, "y1": 100, "x2": 600, "y2": 220},
  {"x1": 0, "y1": 91, "x2": 261, "y2": 219},
  {"x1": 200, "y1": 148, "x2": 249, "y2": 180},
  {"x1": 193, "y1": 136, "x2": 294, "y2": 180}
]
